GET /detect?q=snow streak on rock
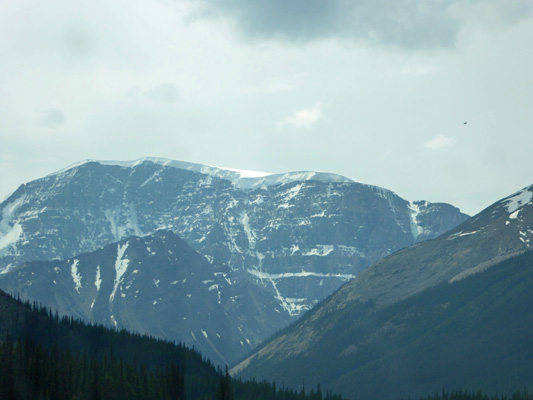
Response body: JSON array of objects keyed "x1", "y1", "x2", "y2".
[
  {"x1": 0, "y1": 195, "x2": 26, "y2": 253},
  {"x1": 504, "y1": 188, "x2": 533, "y2": 213},
  {"x1": 110, "y1": 242, "x2": 130, "y2": 303},
  {"x1": 71, "y1": 259, "x2": 82, "y2": 294}
]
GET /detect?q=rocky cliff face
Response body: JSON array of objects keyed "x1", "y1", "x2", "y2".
[
  {"x1": 0, "y1": 230, "x2": 290, "y2": 366},
  {"x1": 0, "y1": 158, "x2": 469, "y2": 318},
  {"x1": 232, "y1": 184, "x2": 533, "y2": 398}
]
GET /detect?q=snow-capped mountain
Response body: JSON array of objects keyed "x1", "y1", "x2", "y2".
[
  {"x1": 0, "y1": 230, "x2": 290, "y2": 366},
  {"x1": 0, "y1": 158, "x2": 468, "y2": 318},
  {"x1": 232, "y1": 184, "x2": 533, "y2": 399}
]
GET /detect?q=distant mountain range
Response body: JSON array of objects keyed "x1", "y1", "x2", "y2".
[
  {"x1": 0, "y1": 158, "x2": 469, "y2": 365},
  {"x1": 232, "y1": 185, "x2": 533, "y2": 399}
]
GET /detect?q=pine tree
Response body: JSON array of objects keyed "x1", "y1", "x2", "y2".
[{"x1": 216, "y1": 368, "x2": 233, "y2": 400}]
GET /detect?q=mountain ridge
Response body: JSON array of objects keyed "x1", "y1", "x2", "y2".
[
  {"x1": 0, "y1": 158, "x2": 469, "y2": 317},
  {"x1": 0, "y1": 158, "x2": 469, "y2": 365},
  {"x1": 0, "y1": 229, "x2": 290, "y2": 366},
  {"x1": 232, "y1": 183, "x2": 533, "y2": 399}
]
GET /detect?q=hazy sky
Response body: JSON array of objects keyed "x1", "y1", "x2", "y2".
[{"x1": 1, "y1": 0, "x2": 533, "y2": 215}]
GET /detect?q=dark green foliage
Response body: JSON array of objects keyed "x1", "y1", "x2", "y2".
[
  {"x1": 0, "y1": 289, "x2": 347, "y2": 400},
  {"x1": 0, "y1": 335, "x2": 188, "y2": 400},
  {"x1": 418, "y1": 389, "x2": 533, "y2": 400},
  {"x1": 232, "y1": 378, "x2": 344, "y2": 400},
  {"x1": 216, "y1": 368, "x2": 233, "y2": 400}
]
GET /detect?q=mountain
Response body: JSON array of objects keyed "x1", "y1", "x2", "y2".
[
  {"x1": 0, "y1": 157, "x2": 469, "y2": 320},
  {"x1": 0, "y1": 230, "x2": 290, "y2": 366},
  {"x1": 232, "y1": 185, "x2": 533, "y2": 400}
]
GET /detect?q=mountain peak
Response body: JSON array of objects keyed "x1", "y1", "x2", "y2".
[
  {"x1": 46, "y1": 157, "x2": 362, "y2": 189},
  {"x1": 500, "y1": 185, "x2": 533, "y2": 214}
]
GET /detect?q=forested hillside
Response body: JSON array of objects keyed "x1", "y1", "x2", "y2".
[
  {"x1": 0, "y1": 289, "x2": 345, "y2": 400},
  {"x1": 234, "y1": 246, "x2": 533, "y2": 400}
]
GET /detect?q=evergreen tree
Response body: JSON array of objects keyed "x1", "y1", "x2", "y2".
[{"x1": 216, "y1": 368, "x2": 233, "y2": 400}]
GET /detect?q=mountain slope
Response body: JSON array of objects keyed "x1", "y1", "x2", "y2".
[
  {"x1": 0, "y1": 288, "x2": 349, "y2": 400},
  {"x1": 0, "y1": 230, "x2": 289, "y2": 366},
  {"x1": 232, "y1": 184, "x2": 533, "y2": 399},
  {"x1": 0, "y1": 158, "x2": 469, "y2": 318}
]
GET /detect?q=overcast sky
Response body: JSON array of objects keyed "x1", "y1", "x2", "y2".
[{"x1": 1, "y1": 0, "x2": 533, "y2": 215}]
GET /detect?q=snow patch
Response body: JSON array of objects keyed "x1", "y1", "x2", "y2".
[
  {"x1": 408, "y1": 201, "x2": 424, "y2": 241},
  {"x1": 509, "y1": 210, "x2": 521, "y2": 220},
  {"x1": 448, "y1": 230, "x2": 479, "y2": 239},
  {"x1": 70, "y1": 259, "x2": 82, "y2": 294},
  {"x1": 242, "y1": 212, "x2": 256, "y2": 248},
  {"x1": 503, "y1": 188, "x2": 533, "y2": 213},
  {"x1": 290, "y1": 244, "x2": 300, "y2": 256},
  {"x1": 209, "y1": 284, "x2": 221, "y2": 304},
  {"x1": 248, "y1": 269, "x2": 355, "y2": 281},
  {"x1": 302, "y1": 245, "x2": 334, "y2": 257},
  {"x1": 95, "y1": 266, "x2": 102, "y2": 291},
  {"x1": 0, "y1": 195, "x2": 26, "y2": 251},
  {"x1": 139, "y1": 168, "x2": 165, "y2": 188},
  {"x1": 0, "y1": 223, "x2": 23, "y2": 252},
  {"x1": 248, "y1": 268, "x2": 354, "y2": 315},
  {"x1": 0, "y1": 263, "x2": 15, "y2": 275},
  {"x1": 109, "y1": 242, "x2": 130, "y2": 303},
  {"x1": 214, "y1": 272, "x2": 232, "y2": 285}
]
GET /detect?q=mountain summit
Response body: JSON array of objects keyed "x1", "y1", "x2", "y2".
[
  {"x1": 0, "y1": 158, "x2": 469, "y2": 364},
  {"x1": 0, "y1": 158, "x2": 468, "y2": 315}
]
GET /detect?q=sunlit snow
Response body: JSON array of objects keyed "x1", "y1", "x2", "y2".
[
  {"x1": 71, "y1": 259, "x2": 82, "y2": 294},
  {"x1": 95, "y1": 266, "x2": 102, "y2": 291},
  {"x1": 408, "y1": 201, "x2": 425, "y2": 240},
  {"x1": 504, "y1": 188, "x2": 533, "y2": 213},
  {"x1": 0, "y1": 195, "x2": 26, "y2": 252},
  {"x1": 509, "y1": 210, "x2": 521, "y2": 220},
  {"x1": 302, "y1": 245, "x2": 334, "y2": 257},
  {"x1": 241, "y1": 212, "x2": 256, "y2": 248},
  {"x1": 248, "y1": 268, "x2": 355, "y2": 315},
  {"x1": 109, "y1": 242, "x2": 130, "y2": 303}
]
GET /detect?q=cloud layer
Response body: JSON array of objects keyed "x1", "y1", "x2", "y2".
[
  {"x1": 194, "y1": 0, "x2": 457, "y2": 49},
  {"x1": 193, "y1": 0, "x2": 533, "y2": 49},
  {"x1": 1, "y1": 0, "x2": 533, "y2": 216}
]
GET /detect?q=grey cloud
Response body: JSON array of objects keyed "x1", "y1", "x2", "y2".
[
  {"x1": 42, "y1": 108, "x2": 66, "y2": 128},
  {"x1": 144, "y1": 83, "x2": 180, "y2": 104},
  {"x1": 193, "y1": 0, "x2": 460, "y2": 49}
]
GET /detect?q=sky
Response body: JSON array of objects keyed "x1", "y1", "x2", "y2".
[{"x1": 1, "y1": 0, "x2": 533, "y2": 216}]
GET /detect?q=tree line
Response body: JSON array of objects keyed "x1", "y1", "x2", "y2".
[{"x1": 0, "y1": 290, "x2": 347, "y2": 400}]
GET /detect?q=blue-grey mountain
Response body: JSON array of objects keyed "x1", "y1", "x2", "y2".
[
  {"x1": 232, "y1": 185, "x2": 533, "y2": 399},
  {"x1": 0, "y1": 230, "x2": 287, "y2": 366},
  {"x1": 0, "y1": 158, "x2": 469, "y2": 364}
]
